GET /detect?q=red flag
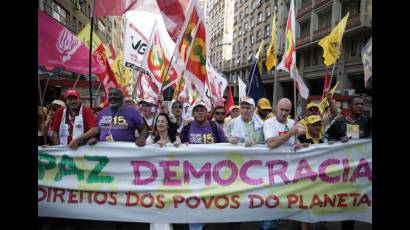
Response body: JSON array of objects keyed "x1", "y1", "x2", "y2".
[
  {"x1": 108, "y1": 41, "x2": 116, "y2": 60},
  {"x1": 225, "y1": 87, "x2": 234, "y2": 116},
  {"x1": 93, "y1": 44, "x2": 120, "y2": 104},
  {"x1": 156, "y1": 0, "x2": 190, "y2": 42},
  {"x1": 93, "y1": 0, "x2": 139, "y2": 16}
]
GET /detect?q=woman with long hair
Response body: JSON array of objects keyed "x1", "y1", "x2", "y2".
[{"x1": 146, "y1": 113, "x2": 180, "y2": 147}]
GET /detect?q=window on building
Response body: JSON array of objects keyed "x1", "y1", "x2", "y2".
[
  {"x1": 342, "y1": 0, "x2": 361, "y2": 17},
  {"x1": 300, "y1": 20, "x2": 310, "y2": 37},
  {"x1": 245, "y1": 6, "x2": 249, "y2": 15},
  {"x1": 266, "y1": 6, "x2": 271, "y2": 17},
  {"x1": 243, "y1": 38, "x2": 247, "y2": 48},
  {"x1": 250, "y1": 17, "x2": 255, "y2": 27},
  {"x1": 257, "y1": 30, "x2": 262, "y2": 40},
  {"x1": 44, "y1": 0, "x2": 69, "y2": 27},
  {"x1": 245, "y1": 22, "x2": 249, "y2": 31},
  {"x1": 251, "y1": 34, "x2": 254, "y2": 45},
  {"x1": 312, "y1": 47, "x2": 321, "y2": 66},
  {"x1": 88, "y1": 4, "x2": 91, "y2": 17},
  {"x1": 301, "y1": 0, "x2": 311, "y2": 8},
  {"x1": 304, "y1": 51, "x2": 311, "y2": 67},
  {"x1": 350, "y1": 39, "x2": 358, "y2": 57},
  {"x1": 252, "y1": 0, "x2": 256, "y2": 10},
  {"x1": 317, "y1": 10, "x2": 331, "y2": 30},
  {"x1": 265, "y1": 25, "x2": 270, "y2": 37},
  {"x1": 258, "y1": 12, "x2": 263, "y2": 23},
  {"x1": 73, "y1": 16, "x2": 77, "y2": 33}
]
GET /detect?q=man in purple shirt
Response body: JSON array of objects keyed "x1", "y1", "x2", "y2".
[
  {"x1": 179, "y1": 101, "x2": 226, "y2": 230},
  {"x1": 70, "y1": 88, "x2": 149, "y2": 148},
  {"x1": 180, "y1": 101, "x2": 226, "y2": 144}
]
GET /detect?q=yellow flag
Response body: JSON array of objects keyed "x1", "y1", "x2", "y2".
[
  {"x1": 266, "y1": 11, "x2": 277, "y2": 71},
  {"x1": 110, "y1": 51, "x2": 132, "y2": 87},
  {"x1": 77, "y1": 23, "x2": 111, "y2": 58},
  {"x1": 256, "y1": 40, "x2": 264, "y2": 72},
  {"x1": 319, "y1": 81, "x2": 340, "y2": 111},
  {"x1": 318, "y1": 12, "x2": 349, "y2": 66}
]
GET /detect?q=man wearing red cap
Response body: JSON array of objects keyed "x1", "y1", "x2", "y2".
[{"x1": 50, "y1": 88, "x2": 96, "y2": 146}]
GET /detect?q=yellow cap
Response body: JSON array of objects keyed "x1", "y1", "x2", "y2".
[
  {"x1": 258, "y1": 98, "x2": 272, "y2": 110},
  {"x1": 305, "y1": 115, "x2": 323, "y2": 124},
  {"x1": 306, "y1": 103, "x2": 323, "y2": 114}
]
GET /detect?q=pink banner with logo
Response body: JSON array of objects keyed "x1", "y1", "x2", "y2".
[{"x1": 38, "y1": 9, "x2": 105, "y2": 75}]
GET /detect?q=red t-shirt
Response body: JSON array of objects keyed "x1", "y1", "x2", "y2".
[{"x1": 51, "y1": 105, "x2": 97, "y2": 144}]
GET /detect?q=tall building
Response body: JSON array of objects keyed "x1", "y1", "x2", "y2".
[
  {"x1": 219, "y1": 0, "x2": 371, "y2": 114},
  {"x1": 206, "y1": 0, "x2": 235, "y2": 72},
  {"x1": 39, "y1": 0, "x2": 114, "y2": 107}
]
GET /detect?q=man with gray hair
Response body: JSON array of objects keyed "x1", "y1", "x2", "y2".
[{"x1": 263, "y1": 98, "x2": 305, "y2": 149}]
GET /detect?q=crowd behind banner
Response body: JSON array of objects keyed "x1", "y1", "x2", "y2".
[{"x1": 38, "y1": 86, "x2": 371, "y2": 230}]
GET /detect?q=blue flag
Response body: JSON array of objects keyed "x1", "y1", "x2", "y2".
[{"x1": 246, "y1": 56, "x2": 265, "y2": 103}]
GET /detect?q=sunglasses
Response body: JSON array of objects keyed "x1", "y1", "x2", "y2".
[
  {"x1": 173, "y1": 105, "x2": 183, "y2": 109},
  {"x1": 215, "y1": 112, "x2": 225, "y2": 115}
]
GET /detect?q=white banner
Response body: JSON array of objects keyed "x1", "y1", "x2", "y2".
[
  {"x1": 38, "y1": 140, "x2": 372, "y2": 223},
  {"x1": 123, "y1": 19, "x2": 149, "y2": 72}
]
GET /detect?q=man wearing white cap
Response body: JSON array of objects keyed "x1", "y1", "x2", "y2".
[
  {"x1": 138, "y1": 97, "x2": 156, "y2": 132},
  {"x1": 226, "y1": 97, "x2": 264, "y2": 147},
  {"x1": 180, "y1": 101, "x2": 226, "y2": 145},
  {"x1": 45, "y1": 99, "x2": 66, "y2": 141}
]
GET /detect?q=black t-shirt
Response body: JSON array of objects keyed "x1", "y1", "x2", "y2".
[{"x1": 326, "y1": 114, "x2": 372, "y2": 140}]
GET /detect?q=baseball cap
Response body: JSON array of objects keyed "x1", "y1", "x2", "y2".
[
  {"x1": 306, "y1": 103, "x2": 323, "y2": 114},
  {"x1": 229, "y1": 105, "x2": 240, "y2": 111},
  {"x1": 258, "y1": 98, "x2": 272, "y2": 110},
  {"x1": 140, "y1": 97, "x2": 156, "y2": 106},
  {"x1": 64, "y1": 89, "x2": 80, "y2": 98},
  {"x1": 192, "y1": 101, "x2": 209, "y2": 112},
  {"x1": 51, "y1": 99, "x2": 66, "y2": 108},
  {"x1": 240, "y1": 97, "x2": 255, "y2": 107},
  {"x1": 305, "y1": 115, "x2": 323, "y2": 124}
]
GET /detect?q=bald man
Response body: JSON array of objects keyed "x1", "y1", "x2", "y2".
[{"x1": 263, "y1": 98, "x2": 305, "y2": 149}]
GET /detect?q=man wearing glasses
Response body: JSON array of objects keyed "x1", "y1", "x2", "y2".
[{"x1": 212, "y1": 102, "x2": 228, "y2": 135}]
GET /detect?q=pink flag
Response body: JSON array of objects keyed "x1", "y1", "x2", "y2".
[
  {"x1": 156, "y1": 0, "x2": 190, "y2": 42},
  {"x1": 38, "y1": 9, "x2": 105, "y2": 74},
  {"x1": 93, "y1": 0, "x2": 139, "y2": 17},
  {"x1": 108, "y1": 41, "x2": 116, "y2": 60}
]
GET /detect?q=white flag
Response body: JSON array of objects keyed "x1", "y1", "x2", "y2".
[
  {"x1": 123, "y1": 19, "x2": 149, "y2": 72},
  {"x1": 238, "y1": 76, "x2": 246, "y2": 101}
]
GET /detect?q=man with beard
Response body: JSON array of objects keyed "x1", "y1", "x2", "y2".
[
  {"x1": 50, "y1": 89, "x2": 96, "y2": 146},
  {"x1": 68, "y1": 88, "x2": 149, "y2": 149},
  {"x1": 256, "y1": 98, "x2": 274, "y2": 121}
]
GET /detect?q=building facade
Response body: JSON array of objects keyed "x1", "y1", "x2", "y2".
[
  {"x1": 207, "y1": 0, "x2": 371, "y2": 114},
  {"x1": 39, "y1": 0, "x2": 117, "y2": 107},
  {"x1": 206, "y1": 0, "x2": 235, "y2": 72}
]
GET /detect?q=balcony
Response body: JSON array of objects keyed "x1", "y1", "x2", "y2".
[
  {"x1": 346, "y1": 15, "x2": 361, "y2": 29},
  {"x1": 314, "y1": 0, "x2": 330, "y2": 9},
  {"x1": 313, "y1": 26, "x2": 331, "y2": 41},
  {"x1": 297, "y1": 2, "x2": 312, "y2": 18},
  {"x1": 297, "y1": 35, "x2": 310, "y2": 47}
]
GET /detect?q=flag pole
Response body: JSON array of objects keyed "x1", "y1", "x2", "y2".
[
  {"x1": 93, "y1": 82, "x2": 102, "y2": 107},
  {"x1": 272, "y1": 62, "x2": 279, "y2": 108},
  {"x1": 89, "y1": 0, "x2": 95, "y2": 109},
  {"x1": 38, "y1": 75, "x2": 48, "y2": 145},
  {"x1": 72, "y1": 73, "x2": 82, "y2": 89},
  {"x1": 293, "y1": 80, "x2": 298, "y2": 152},
  {"x1": 328, "y1": 60, "x2": 337, "y2": 89},
  {"x1": 41, "y1": 78, "x2": 50, "y2": 105},
  {"x1": 131, "y1": 70, "x2": 143, "y2": 100},
  {"x1": 247, "y1": 59, "x2": 258, "y2": 96}
]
